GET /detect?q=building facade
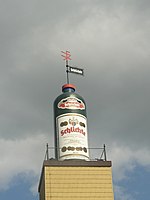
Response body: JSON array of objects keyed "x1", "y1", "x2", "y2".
[{"x1": 38, "y1": 160, "x2": 114, "y2": 200}]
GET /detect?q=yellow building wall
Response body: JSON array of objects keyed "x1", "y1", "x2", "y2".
[{"x1": 43, "y1": 166, "x2": 114, "y2": 200}]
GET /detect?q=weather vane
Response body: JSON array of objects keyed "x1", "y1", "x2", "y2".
[{"x1": 61, "y1": 50, "x2": 84, "y2": 84}]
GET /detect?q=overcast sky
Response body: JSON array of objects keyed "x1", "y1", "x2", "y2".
[{"x1": 0, "y1": 0, "x2": 150, "y2": 199}]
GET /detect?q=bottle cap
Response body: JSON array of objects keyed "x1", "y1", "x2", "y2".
[{"x1": 62, "y1": 84, "x2": 76, "y2": 92}]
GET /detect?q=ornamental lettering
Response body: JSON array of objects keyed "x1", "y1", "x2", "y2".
[{"x1": 61, "y1": 127, "x2": 85, "y2": 136}]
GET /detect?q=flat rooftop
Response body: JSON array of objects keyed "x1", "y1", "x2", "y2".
[{"x1": 43, "y1": 159, "x2": 112, "y2": 167}]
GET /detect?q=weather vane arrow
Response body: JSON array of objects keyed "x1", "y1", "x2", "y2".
[{"x1": 61, "y1": 51, "x2": 71, "y2": 61}]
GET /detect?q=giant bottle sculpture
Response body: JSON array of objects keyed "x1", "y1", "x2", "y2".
[{"x1": 54, "y1": 84, "x2": 89, "y2": 160}]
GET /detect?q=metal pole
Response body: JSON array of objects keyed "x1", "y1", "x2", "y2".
[
  {"x1": 104, "y1": 144, "x2": 107, "y2": 161},
  {"x1": 66, "y1": 60, "x2": 69, "y2": 84},
  {"x1": 46, "y1": 143, "x2": 49, "y2": 160}
]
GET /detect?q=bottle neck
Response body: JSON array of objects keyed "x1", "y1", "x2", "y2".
[{"x1": 63, "y1": 88, "x2": 75, "y2": 93}]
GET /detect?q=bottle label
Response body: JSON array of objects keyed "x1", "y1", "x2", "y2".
[
  {"x1": 56, "y1": 113, "x2": 89, "y2": 160},
  {"x1": 58, "y1": 97, "x2": 85, "y2": 110}
]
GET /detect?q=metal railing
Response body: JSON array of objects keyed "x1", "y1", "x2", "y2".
[{"x1": 44, "y1": 144, "x2": 107, "y2": 161}]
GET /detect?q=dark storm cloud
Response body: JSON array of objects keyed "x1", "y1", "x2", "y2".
[{"x1": 0, "y1": 0, "x2": 81, "y2": 138}]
